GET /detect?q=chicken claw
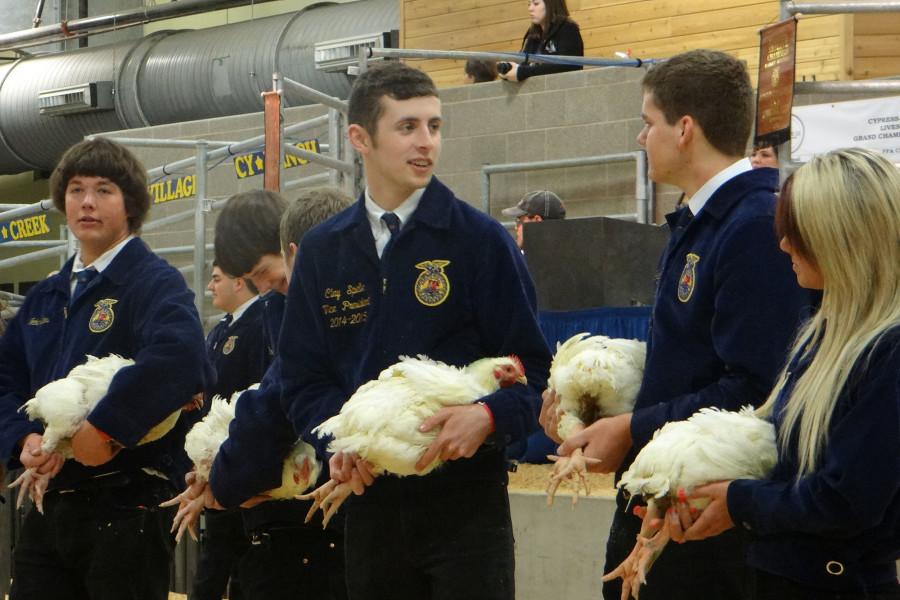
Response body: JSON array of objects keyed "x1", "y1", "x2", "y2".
[
  {"x1": 602, "y1": 500, "x2": 669, "y2": 600},
  {"x1": 296, "y1": 479, "x2": 353, "y2": 528},
  {"x1": 8, "y1": 468, "x2": 52, "y2": 514},
  {"x1": 546, "y1": 448, "x2": 602, "y2": 506},
  {"x1": 160, "y1": 479, "x2": 207, "y2": 543}
]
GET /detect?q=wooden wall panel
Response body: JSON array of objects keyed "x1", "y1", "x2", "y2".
[{"x1": 400, "y1": 0, "x2": 897, "y2": 88}]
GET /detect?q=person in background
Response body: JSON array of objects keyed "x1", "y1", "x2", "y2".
[
  {"x1": 191, "y1": 263, "x2": 267, "y2": 600},
  {"x1": 668, "y1": 147, "x2": 900, "y2": 600},
  {"x1": 750, "y1": 143, "x2": 779, "y2": 169},
  {"x1": 501, "y1": 190, "x2": 567, "y2": 251},
  {"x1": 0, "y1": 137, "x2": 210, "y2": 600},
  {"x1": 497, "y1": 0, "x2": 584, "y2": 82},
  {"x1": 542, "y1": 50, "x2": 811, "y2": 600},
  {"x1": 464, "y1": 59, "x2": 498, "y2": 84}
]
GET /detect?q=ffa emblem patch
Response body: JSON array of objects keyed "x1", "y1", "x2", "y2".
[
  {"x1": 222, "y1": 335, "x2": 238, "y2": 355},
  {"x1": 88, "y1": 299, "x2": 118, "y2": 333},
  {"x1": 677, "y1": 253, "x2": 700, "y2": 303},
  {"x1": 414, "y1": 260, "x2": 451, "y2": 307}
]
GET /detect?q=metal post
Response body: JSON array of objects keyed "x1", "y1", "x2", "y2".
[
  {"x1": 328, "y1": 107, "x2": 341, "y2": 188},
  {"x1": 262, "y1": 73, "x2": 283, "y2": 192},
  {"x1": 634, "y1": 150, "x2": 648, "y2": 224},
  {"x1": 481, "y1": 170, "x2": 492, "y2": 215},
  {"x1": 193, "y1": 143, "x2": 208, "y2": 319}
]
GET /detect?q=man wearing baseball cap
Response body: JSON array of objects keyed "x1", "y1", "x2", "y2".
[{"x1": 501, "y1": 190, "x2": 567, "y2": 250}]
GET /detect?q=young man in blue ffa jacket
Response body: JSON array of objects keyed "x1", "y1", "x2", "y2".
[
  {"x1": 542, "y1": 50, "x2": 812, "y2": 600},
  {"x1": 191, "y1": 263, "x2": 267, "y2": 600},
  {"x1": 201, "y1": 188, "x2": 352, "y2": 600},
  {"x1": 278, "y1": 62, "x2": 552, "y2": 600},
  {"x1": 0, "y1": 137, "x2": 210, "y2": 600}
]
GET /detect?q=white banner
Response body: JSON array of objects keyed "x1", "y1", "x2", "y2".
[{"x1": 791, "y1": 95, "x2": 900, "y2": 162}]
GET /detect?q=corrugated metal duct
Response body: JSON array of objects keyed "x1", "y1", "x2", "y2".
[{"x1": 0, "y1": 0, "x2": 398, "y2": 175}]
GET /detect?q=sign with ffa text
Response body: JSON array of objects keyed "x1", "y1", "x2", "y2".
[
  {"x1": 233, "y1": 139, "x2": 320, "y2": 179},
  {"x1": 791, "y1": 95, "x2": 900, "y2": 162},
  {"x1": 0, "y1": 213, "x2": 52, "y2": 244}
]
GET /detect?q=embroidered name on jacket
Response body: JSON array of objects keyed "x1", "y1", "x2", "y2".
[
  {"x1": 678, "y1": 253, "x2": 700, "y2": 303},
  {"x1": 414, "y1": 260, "x2": 451, "y2": 307},
  {"x1": 89, "y1": 299, "x2": 118, "y2": 333},
  {"x1": 321, "y1": 282, "x2": 370, "y2": 328}
]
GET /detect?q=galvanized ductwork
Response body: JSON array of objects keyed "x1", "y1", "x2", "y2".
[{"x1": 0, "y1": 0, "x2": 398, "y2": 174}]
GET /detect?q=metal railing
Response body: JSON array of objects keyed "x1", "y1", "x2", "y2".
[{"x1": 481, "y1": 152, "x2": 652, "y2": 225}]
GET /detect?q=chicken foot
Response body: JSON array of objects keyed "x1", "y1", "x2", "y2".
[
  {"x1": 546, "y1": 448, "x2": 602, "y2": 506},
  {"x1": 602, "y1": 499, "x2": 670, "y2": 600},
  {"x1": 296, "y1": 479, "x2": 353, "y2": 528},
  {"x1": 8, "y1": 468, "x2": 52, "y2": 514},
  {"x1": 160, "y1": 479, "x2": 207, "y2": 543}
]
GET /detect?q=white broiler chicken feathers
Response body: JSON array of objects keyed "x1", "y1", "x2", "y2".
[
  {"x1": 10, "y1": 355, "x2": 142, "y2": 513},
  {"x1": 546, "y1": 333, "x2": 646, "y2": 504},
  {"x1": 166, "y1": 385, "x2": 321, "y2": 542},
  {"x1": 606, "y1": 406, "x2": 777, "y2": 600},
  {"x1": 301, "y1": 354, "x2": 527, "y2": 526}
]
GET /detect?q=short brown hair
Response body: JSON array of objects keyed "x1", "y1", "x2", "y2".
[
  {"x1": 642, "y1": 50, "x2": 753, "y2": 157},
  {"x1": 214, "y1": 189, "x2": 287, "y2": 277},
  {"x1": 465, "y1": 59, "x2": 498, "y2": 83},
  {"x1": 279, "y1": 187, "x2": 353, "y2": 256},
  {"x1": 348, "y1": 62, "x2": 438, "y2": 137},
  {"x1": 50, "y1": 137, "x2": 151, "y2": 232}
]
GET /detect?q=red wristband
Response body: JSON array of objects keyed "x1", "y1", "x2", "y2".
[{"x1": 477, "y1": 402, "x2": 496, "y2": 433}]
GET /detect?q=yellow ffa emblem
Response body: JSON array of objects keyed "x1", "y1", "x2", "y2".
[
  {"x1": 28, "y1": 317, "x2": 50, "y2": 326},
  {"x1": 222, "y1": 335, "x2": 238, "y2": 355},
  {"x1": 677, "y1": 253, "x2": 700, "y2": 303},
  {"x1": 88, "y1": 299, "x2": 118, "y2": 333},
  {"x1": 414, "y1": 260, "x2": 451, "y2": 307}
]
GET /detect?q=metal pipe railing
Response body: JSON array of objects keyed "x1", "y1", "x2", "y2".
[
  {"x1": 283, "y1": 77, "x2": 348, "y2": 113},
  {"x1": 153, "y1": 244, "x2": 214, "y2": 256},
  {"x1": 0, "y1": 244, "x2": 67, "y2": 270},
  {"x1": 0, "y1": 240, "x2": 64, "y2": 248},
  {"x1": 193, "y1": 144, "x2": 208, "y2": 318},
  {"x1": 367, "y1": 47, "x2": 650, "y2": 68},
  {"x1": 283, "y1": 172, "x2": 332, "y2": 191},
  {"x1": 147, "y1": 115, "x2": 329, "y2": 179},
  {"x1": 0, "y1": 199, "x2": 56, "y2": 221},
  {"x1": 481, "y1": 152, "x2": 651, "y2": 224},
  {"x1": 795, "y1": 80, "x2": 900, "y2": 93},
  {"x1": 283, "y1": 142, "x2": 353, "y2": 173},
  {"x1": 784, "y1": 0, "x2": 900, "y2": 14}
]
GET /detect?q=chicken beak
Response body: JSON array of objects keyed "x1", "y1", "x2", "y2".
[{"x1": 516, "y1": 375, "x2": 528, "y2": 385}]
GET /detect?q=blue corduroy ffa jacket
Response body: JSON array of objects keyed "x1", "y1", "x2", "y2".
[
  {"x1": 278, "y1": 176, "x2": 551, "y2": 486},
  {"x1": 0, "y1": 238, "x2": 211, "y2": 489},
  {"x1": 628, "y1": 168, "x2": 812, "y2": 461},
  {"x1": 728, "y1": 326, "x2": 900, "y2": 593}
]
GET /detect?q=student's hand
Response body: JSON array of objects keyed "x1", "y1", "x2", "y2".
[
  {"x1": 329, "y1": 451, "x2": 376, "y2": 495},
  {"x1": 71, "y1": 421, "x2": 121, "y2": 466},
  {"x1": 668, "y1": 481, "x2": 735, "y2": 543},
  {"x1": 415, "y1": 404, "x2": 493, "y2": 471},
  {"x1": 557, "y1": 412, "x2": 633, "y2": 474},
  {"x1": 498, "y1": 62, "x2": 521, "y2": 82},
  {"x1": 19, "y1": 433, "x2": 64, "y2": 476},
  {"x1": 539, "y1": 388, "x2": 564, "y2": 443}
]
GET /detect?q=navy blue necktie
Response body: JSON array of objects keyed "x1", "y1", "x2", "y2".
[
  {"x1": 71, "y1": 268, "x2": 98, "y2": 305},
  {"x1": 208, "y1": 314, "x2": 233, "y2": 353},
  {"x1": 381, "y1": 212, "x2": 401, "y2": 258}
]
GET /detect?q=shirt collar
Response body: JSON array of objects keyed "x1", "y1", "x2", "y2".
[
  {"x1": 72, "y1": 234, "x2": 135, "y2": 277},
  {"x1": 364, "y1": 186, "x2": 425, "y2": 232},
  {"x1": 230, "y1": 295, "x2": 258, "y2": 324},
  {"x1": 687, "y1": 158, "x2": 752, "y2": 216}
]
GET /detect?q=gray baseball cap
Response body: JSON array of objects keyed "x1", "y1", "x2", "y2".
[{"x1": 501, "y1": 190, "x2": 566, "y2": 219}]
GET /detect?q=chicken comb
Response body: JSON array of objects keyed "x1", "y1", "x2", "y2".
[{"x1": 508, "y1": 354, "x2": 525, "y2": 376}]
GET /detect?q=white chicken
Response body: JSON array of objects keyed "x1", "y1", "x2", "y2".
[
  {"x1": 546, "y1": 333, "x2": 646, "y2": 504},
  {"x1": 299, "y1": 354, "x2": 527, "y2": 526},
  {"x1": 163, "y1": 387, "x2": 321, "y2": 542},
  {"x1": 605, "y1": 406, "x2": 777, "y2": 600},
  {"x1": 9, "y1": 354, "x2": 188, "y2": 513}
]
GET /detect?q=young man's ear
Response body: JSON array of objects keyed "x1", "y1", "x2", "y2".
[
  {"x1": 677, "y1": 115, "x2": 695, "y2": 149},
  {"x1": 348, "y1": 124, "x2": 372, "y2": 154}
]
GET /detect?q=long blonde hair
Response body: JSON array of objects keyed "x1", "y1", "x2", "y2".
[{"x1": 760, "y1": 148, "x2": 900, "y2": 474}]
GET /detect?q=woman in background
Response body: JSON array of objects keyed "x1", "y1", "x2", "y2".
[
  {"x1": 498, "y1": 0, "x2": 583, "y2": 82},
  {"x1": 670, "y1": 147, "x2": 900, "y2": 600},
  {"x1": 750, "y1": 143, "x2": 779, "y2": 168}
]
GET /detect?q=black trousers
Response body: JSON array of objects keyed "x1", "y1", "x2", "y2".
[
  {"x1": 10, "y1": 473, "x2": 176, "y2": 600},
  {"x1": 603, "y1": 492, "x2": 754, "y2": 600},
  {"x1": 755, "y1": 569, "x2": 900, "y2": 600},
  {"x1": 238, "y1": 521, "x2": 347, "y2": 600},
  {"x1": 191, "y1": 509, "x2": 249, "y2": 600},
  {"x1": 343, "y1": 478, "x2": 515, "y2": 600}
]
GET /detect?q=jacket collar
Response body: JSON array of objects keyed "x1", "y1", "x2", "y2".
[
  {"x1": 695, "y1": 167, "x2": 779, "y2": 222},
  {"x1": 51, "y1": 237, "x2": 149, "y2": 296},
  {"x1": 330, "y1": 176, "x2": 455, "y2": 234}
]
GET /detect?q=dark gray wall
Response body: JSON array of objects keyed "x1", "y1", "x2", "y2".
[{"x1": 523, "y1": 217, "x2": 668, "y2": 311}]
